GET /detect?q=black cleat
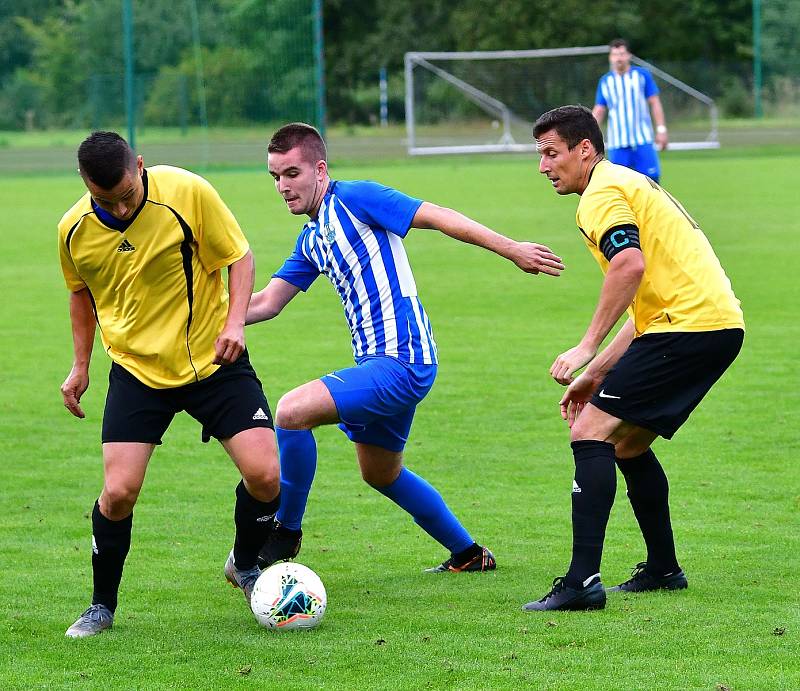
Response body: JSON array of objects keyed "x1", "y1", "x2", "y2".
[
  {"x1": 257, "y1": 518, "x2": 302, "y2": 569},
  {"x1": 425, "y1": 545, "x2": 496, "y2": 573},
  {"x1": 607, "y1": 562, "x2": 688, "y2": 593},
  {"x1": 523, "y1": 575, "x2": 606, "y2": 611}
]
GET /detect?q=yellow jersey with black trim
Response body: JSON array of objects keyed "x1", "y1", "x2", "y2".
[
  {"x1": 576, "y1": 159, "x2": 744, "y2": 337},
  {"x1": 58, "y1": 165, "x2": 249, "y2": 388}
]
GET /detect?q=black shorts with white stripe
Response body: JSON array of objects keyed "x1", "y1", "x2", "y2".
[
  {"x1": 590, "y1": 329, "x2": 743, "y2": 439},
  {"x1": 102, "y1": 349, "x2": 274, "y2": 445}
]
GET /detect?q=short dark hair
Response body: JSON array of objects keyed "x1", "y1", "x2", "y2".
[
  {"x1": 532, "y1": 105, "x2": 605, "y2": 155},
  {"x1": 609, "y1": 38, "x2": 630, "y2": 51},
  {"x1": 268, "y1": 123, "x2": 327, "y2": 163},
  {"x1": 77, "y1": 131, "x2": 136, "y2": 189}
]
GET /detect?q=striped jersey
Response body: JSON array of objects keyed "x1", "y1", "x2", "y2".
[
  {"x1": 274, "y1": 180, "x2": 438, "y2": 365},
  {"x1": 595, "y1": 66, "x2": 659, "y2": 150}
]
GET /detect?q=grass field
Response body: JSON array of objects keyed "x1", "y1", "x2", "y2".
[{"x1": 1, "y1": 143, "x2": 798, "y2": 689}]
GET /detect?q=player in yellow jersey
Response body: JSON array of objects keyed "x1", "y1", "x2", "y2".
[
  {"x1": 524, "y1": 106, "x2": 744, "y2": 611},
  {"x1": 59, "y1": 132, "x2": 280, "y2": 637}
]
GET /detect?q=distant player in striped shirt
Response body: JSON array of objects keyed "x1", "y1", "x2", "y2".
[
  {"x1": 593, "y1": 38, "x2": 668, "y2": 182},
  {"x1": 247, "y1": 123, "x2": 564, "y2": 573}
]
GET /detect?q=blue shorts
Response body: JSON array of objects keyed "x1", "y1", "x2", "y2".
[
  {"x1": 608, "y1": 144, "x2": 660, "y2": 182},
  {"x1": 320, "y1": 356, "x2": 437, "y2": 452}
]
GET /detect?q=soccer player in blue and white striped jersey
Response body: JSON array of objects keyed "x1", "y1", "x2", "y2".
[
  {"x1": 592, "y1": 39, "x2": 668, "y2": 182},
  {"x1": 247, "y1": 123, "x2": 564, "y2": 573}
]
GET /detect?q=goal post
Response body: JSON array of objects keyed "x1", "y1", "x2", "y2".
[{"x1": 404, "y1": 46, "x2": 719, "y2": 156}]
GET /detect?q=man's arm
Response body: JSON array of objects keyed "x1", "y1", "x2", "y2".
[
  {"x1": 550, "y1": 247, "x2": 644, "y2": 385},
  {"x1": 584, "y1": 317, "x2": 636, "y2": 381},
  {"x1": 411, "y1": 202, "x2": 564, "y2": 276},
  {"x1": 214, "y1": 249, "x2": 255, "y2": 365},
  {"x1": 558, "y1": 319, "x2": 636, "y2": 427},
  {"x1": 60, "y1": 288, "x2": 96, "y2": 419},
  {"x1": 648, "y1": 95, "x2": 668, "y2": 151},
  {"x1": 247, "y1": 277, "x2": 302, "y2": 325},
  {"x1": 592, "y1": 104, "x2": 607, "y2": 126}
]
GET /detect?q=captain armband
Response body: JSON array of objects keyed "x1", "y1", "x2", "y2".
[{"x1": 599, "y1": 224, "x2": 641, "y2": 261}]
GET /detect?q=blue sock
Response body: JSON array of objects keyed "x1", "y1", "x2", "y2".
[
  {"x1": 375, "y1": 468, "x2": 474, "y2": 554},
  {"x1": 275, "y1": 427, "x2": 317, "y2": 530}
]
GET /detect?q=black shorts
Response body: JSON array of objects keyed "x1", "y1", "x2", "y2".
[
  {"x1": 102, "y1": 350, "x2": 274, "y2": 444},
  {"x1": 590, "y1": 329, "x2": 744, "y2": 439}
]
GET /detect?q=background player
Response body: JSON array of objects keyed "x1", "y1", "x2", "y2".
[
  {"x1": 593, "y1": 38, "x2": 668, "y2": 181},
  {"x1": 524, "y1": 106, "x2": 743, "y2": 611},
  {"x1": 247, "y1": 123, "x2": 565, "y2": 573},
  {"x1": 59, "y1": 132, "x2": 279, "y2": 637}
]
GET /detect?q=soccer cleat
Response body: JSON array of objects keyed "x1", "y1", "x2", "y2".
[
  {"x1": 425, "y1": 546, "x2": 496, "y2": 573},
  {"x1": 522, "y1": 575, "x2": 606, "y2": 611},
  {"x1": 607, "y1": 562, "x2": 688, "y2": 593},
  {"x1": 257, "y1": 519, "x2": 302, "y2": 569},
  {"x1": 224, "y1": 550, "x2": 262, "y2": 606},
  {"x1": 65, "y1": 604, "x2": 114, "y2": 638}
]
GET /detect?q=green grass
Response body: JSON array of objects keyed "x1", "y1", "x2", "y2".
[{"x1": 1, "y1": 147, "x2": 798, "y2": 690}]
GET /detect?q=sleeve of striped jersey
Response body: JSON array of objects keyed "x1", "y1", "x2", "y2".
[
  {"x1": 58, "y1": 227, "x2": 86, "y2": 292},
  {"x1": 642, "y1": 68, "x2": 659, "y2": 98},
  {"x1": 338, "y1": 181, "x2": 423, "y2": 238},
  {"x1": 579, "y1": 185, "x2": 638, "y2": 246},
  {"x1": 194, "y1": 177, "x2": 250, "y2": 273},
  {"x1": 272, "y1": 233, "x2": 320, "y2": 291},
  {"x1": 595, "y1": 77, "x2": 607, "y2": 106}
]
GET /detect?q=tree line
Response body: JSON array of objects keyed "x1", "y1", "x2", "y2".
[{"x1": 0, "y1": 0, "x2": 796, "y2": 130}]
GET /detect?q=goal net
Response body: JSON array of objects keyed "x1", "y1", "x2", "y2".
[{"x1": 404, "y1": 47, "x2": 719, "y2": 155}]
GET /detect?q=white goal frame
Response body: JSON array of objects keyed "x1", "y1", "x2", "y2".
[{"x1": 404, "y1": 46, "x2": 720, "y2": 156}]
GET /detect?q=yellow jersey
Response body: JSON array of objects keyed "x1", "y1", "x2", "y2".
[
  {"x1": 576, "y1": 159, "x2": 744, "y2": 337},
  {"x1": 58, "y1": 165, "x2": 249, "y2": 388}
]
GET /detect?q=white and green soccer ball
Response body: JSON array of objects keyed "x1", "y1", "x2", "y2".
[{"x1": 250, "y1": 562, "x2": 327, "y2": 630}]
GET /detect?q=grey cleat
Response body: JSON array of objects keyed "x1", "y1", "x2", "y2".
[
  {"x1": 65, "y1": 604, "x2": 114, "y2": 638},
  {"x1": 607, "y1": 562, "x2": 688, "y2": 593},
  {"x1": 224, "y1": 550, "x2": 262, "y2": 606}
]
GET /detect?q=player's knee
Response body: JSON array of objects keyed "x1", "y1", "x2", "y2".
[
  {"x1": 275, "y1": 393, "x2": 311, "y2": 430},
  {"x1": 569, "y1": 417, "x2": 600, "y2": 444},
  {"x1": 360, "y1": 464, "x2": 401, "y2": 488},
  {"x1": 99, "y1": 483, "x2": 140, "y2": 519},
  {"x1": 244, "y1": 470, "x2": 280, "y2": 502},
  {"x1": 614, "y1": 438, "x2": 650, "y2": 460}
]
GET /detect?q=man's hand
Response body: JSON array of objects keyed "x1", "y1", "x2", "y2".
[
  {"x1": 655, "y1": 130, "x2": 668, "y2": 151},
  {"x1": 214, "y1": 324, "x2": 245, "y2": 365},
  {"x1": 559, "y1": 371, "x2": 603, "y2": 427},
  {"x1": 61, "y1": 367, "x2": 89, "y2": 419},
  {"x1": 510, "y1": 242, "x2": 565, "y2": 276},
  {"x1": 550, "y1": 342, "x2": 598, "y2": 385}
]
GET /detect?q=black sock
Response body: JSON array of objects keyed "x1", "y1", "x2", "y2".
[
  {"x1": 234, "y1": 481, "x2": 280, "y2": 570},
  {"x1": 452, "y1": 542, "x2": 481, "y2": 565},
  {"x1": 565, "y1": 440, "x2": 617, "y2": 589},
  {"x1": 91, "y1": 501, "x2": 132, "y2": 613},
  {"x1": 616, "y1": 449, "x2": 679, "y2": 575}
]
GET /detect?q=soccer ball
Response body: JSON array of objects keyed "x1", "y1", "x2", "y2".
[{"x1": 250, "y1": 562, "x2": 327, "y2": 630}]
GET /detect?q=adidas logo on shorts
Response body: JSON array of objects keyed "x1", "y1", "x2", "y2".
[
  {"x1": 252, "y1": 408, "x2": 269, "y2": 420},
  {"x1": 572, "y1": 480, "x2": 582, "y2": 494}
]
